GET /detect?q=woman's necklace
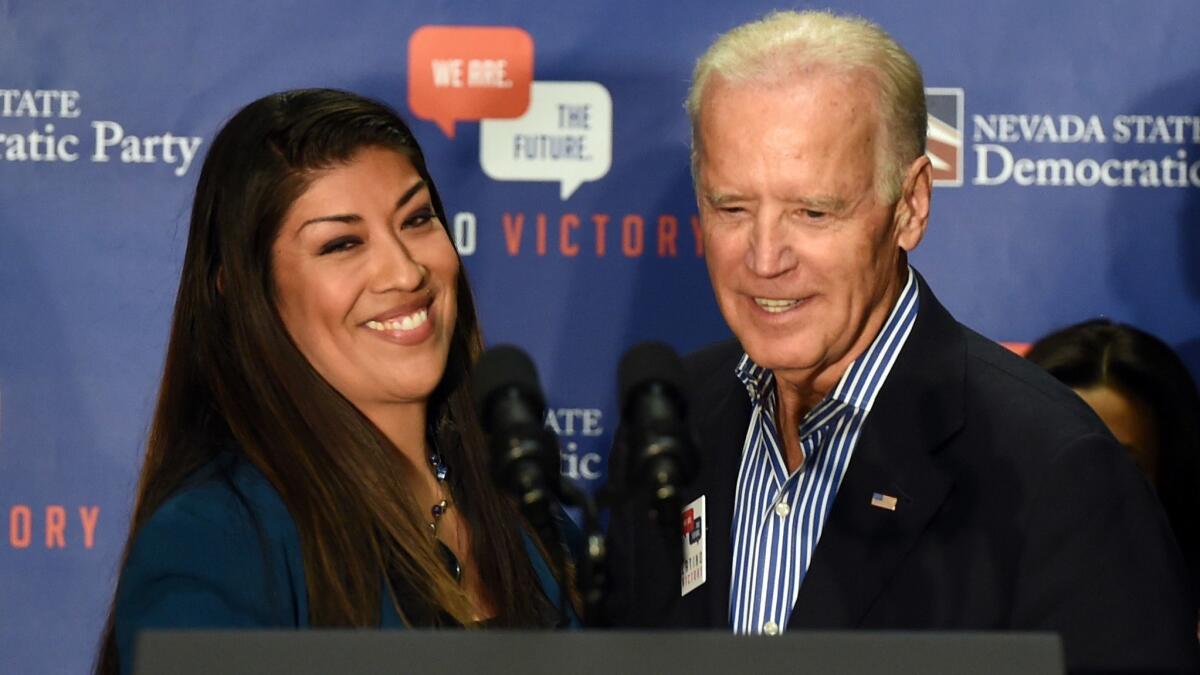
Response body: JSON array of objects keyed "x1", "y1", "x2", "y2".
[
  {"x1": 427, "y1": 446, "x2": 451, "y2": 533},
  {"x1": 427, "y1": 445, "x2": 463, "y2": 583}
]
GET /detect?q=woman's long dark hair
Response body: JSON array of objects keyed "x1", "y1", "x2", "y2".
[
  {"x1": 96, "y1": 89, "x2": 559, "y2": 672},
  {"x1": 1027, "y1": 318, "x2": 1200, "y2": 598}
]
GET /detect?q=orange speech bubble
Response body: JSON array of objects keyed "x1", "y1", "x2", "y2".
[
  {"x1": 1001, "y1": 341, "x2": 1031, "y2": 356},
  {"x1": 408, "y1": 26, "x2": 534, "y2": 139}
]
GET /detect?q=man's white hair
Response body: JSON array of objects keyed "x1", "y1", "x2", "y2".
[{"x1": 687, "y1": 10, "x2": 927, "y2": 202}]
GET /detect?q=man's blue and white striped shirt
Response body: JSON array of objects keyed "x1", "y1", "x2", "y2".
[{"x1": 729, "y1": 268, "x2": 919, "y2": 635}]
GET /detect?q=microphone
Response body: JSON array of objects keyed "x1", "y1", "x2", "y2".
[
  {"x1": 473, "y1": 345, "x2": 561, "y2": 530},
  {"x1": 475, "y1": 345, "x2": 598, "y2": 626},
  {"x1": 617, "y1": 341, "x2": 697, "y2": 523}
]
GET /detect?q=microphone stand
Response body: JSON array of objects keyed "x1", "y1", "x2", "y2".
[
  {"x1": 558, "y1": 482, "x2": 606, "y2": 627},
  {"x1": 501, "y1": 453, "x2": 577, "y2": 628}
]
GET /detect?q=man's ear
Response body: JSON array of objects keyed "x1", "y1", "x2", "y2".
[{"x1": 894, "y1": 154, "x2": 932, "y2": 252}]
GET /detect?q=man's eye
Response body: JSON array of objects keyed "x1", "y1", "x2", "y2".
[
  {"x1": 802, "y1": 209, "x2": 827, "y2": 219},
  {"x1": 318, "y1": 236, "x2": 360, "y2": 255}
]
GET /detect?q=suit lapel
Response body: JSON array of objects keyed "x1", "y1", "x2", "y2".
[
  {"x1": 676, "y1": 342, "x2": 751, "y2": 627},
  {"x1": 788, "y1": 273, "x2": 965, "y2": 629},
  {"x1": 696, "y1": 381, "x2": 749, "y2": 627}
]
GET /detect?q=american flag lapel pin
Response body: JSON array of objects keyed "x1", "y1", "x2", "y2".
[{"x1": 870, "y1": 492, "x2": 898, "y2": 511}]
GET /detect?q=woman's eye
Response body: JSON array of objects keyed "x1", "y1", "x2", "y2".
[
  {"x1": 318, "y1": 236, "x2": 360, "y2": 255},
  {"x1": 402, "y1": 209, "x2": 437, "y2": 229}
]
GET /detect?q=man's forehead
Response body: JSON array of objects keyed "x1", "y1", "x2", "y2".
[
  {"x1": 698, "y1": 75, "x2": 880, "y2": 154},
  {"x1": 700, "y1": 63, "x2": 879, "y2": 112},
  {"x1": 695, "y1": 67, "x2": 883, "y2": 184}
]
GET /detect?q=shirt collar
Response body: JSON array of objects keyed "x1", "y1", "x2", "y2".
[{"x1": 734, "y1": 352, "x2": 771, "y2": 402}]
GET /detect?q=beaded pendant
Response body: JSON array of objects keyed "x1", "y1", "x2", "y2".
[
  {"x1": 426, "y1": 445, "x2": 462, "y2": 582},
  {"x1": 427, "y1": 448, "x2": 451, "y2": 533}
]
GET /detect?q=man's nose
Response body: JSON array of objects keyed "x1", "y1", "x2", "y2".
[{"x1": 745, "y1": 213, "x2": 797, "y2": 278}]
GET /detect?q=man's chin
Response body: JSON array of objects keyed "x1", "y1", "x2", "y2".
[{"x1": 740, "y1": 342, "x2": 821, "y2": 374}]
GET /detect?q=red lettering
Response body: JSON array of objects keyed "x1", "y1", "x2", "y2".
[
  {"x1": 79, "y1": 506, "x2": 99, "y2": 549},
  {"x1": 10, "y1": 505, "x2": 31, "y2": 548},
  {"x1": 621, "y1": 214, "x2": 644, "y2": 257},
  {"x1": 502, "y1": 211, "x2": 704, "y2": 258},
  {"x1": 502, "y1": 213, "x2": 524, "y2": 255},
  {"x1": 592, "y1": 213, "x2": 609, "y2": 257},
  {"x1": 657, "y1": 215, "x2": 678, "y2": 257},
  {"x1": 560, "y1": 213, "x2": 580, "y2": 257},
  {"x1": 46, "y1": 505, "x2": 66, "y2": 548}
]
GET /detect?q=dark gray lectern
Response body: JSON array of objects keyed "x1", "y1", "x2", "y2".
[{"x1": 134, "y1": 630, "x2": 1064, "y2": 675}]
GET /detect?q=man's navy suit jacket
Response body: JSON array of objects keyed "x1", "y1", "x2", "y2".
[{"x1": 606, "y1": 273, "x2": 1199, "y2": 673}]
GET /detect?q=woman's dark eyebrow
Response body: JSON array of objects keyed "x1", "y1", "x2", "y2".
[
  {"x1": 297, "y1": 180, "x2": 428, "y2": 231},
  {"x1": 392, "y1": 180, "x2": 428, "y2": 214}
]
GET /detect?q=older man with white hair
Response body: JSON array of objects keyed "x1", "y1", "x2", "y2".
[{"x1": 605, "y1": 10, "x2": 1198, "y2": 673}]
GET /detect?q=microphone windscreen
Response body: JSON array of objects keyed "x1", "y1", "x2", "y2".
[
  {"x1": 473, "y1": 344, "x2": 545, "y2": 414},
  {"x1": 618, "y1": 341, "x2": 686, "y2": 406}
]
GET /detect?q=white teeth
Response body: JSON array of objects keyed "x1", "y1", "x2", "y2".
[
  {"x1": 365, "y1": 309, "x2": 429, "y2": 332},
  {"x1": 754, "y1": 297, "x2": 801, "y2": 313}
]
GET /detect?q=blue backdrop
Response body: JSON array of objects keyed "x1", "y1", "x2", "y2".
[{"x1": 2, "y1": 2, "x2": 1199, "y2": 672}]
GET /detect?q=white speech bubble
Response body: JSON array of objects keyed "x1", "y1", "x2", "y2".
[{"x1": 480, "y1": 81, "x2": 612, "y2": 200}]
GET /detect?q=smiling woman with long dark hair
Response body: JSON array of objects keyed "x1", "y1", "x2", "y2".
[{"x1": 95, "y1": 89, "x2": 573, "y2": 675}]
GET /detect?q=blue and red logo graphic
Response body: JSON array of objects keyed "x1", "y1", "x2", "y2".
[
  {"x1": 683, "y1": 508, "x2": 702, "y2": 544},
  {"x1": 926, "y1": 87, "x2": 964, "y2": 187}
]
